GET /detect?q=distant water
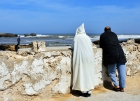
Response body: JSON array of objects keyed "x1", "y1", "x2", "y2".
[{"x1": 0, "y1": 34, "x2": 140, "y2": 47}]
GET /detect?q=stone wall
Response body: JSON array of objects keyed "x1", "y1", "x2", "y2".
[
  {"x1": 0, "y1": 40, "x2": 139, "y2": 101},
  {"x1": 121, "y1": 39, "x2": 140, "y2": 75}
]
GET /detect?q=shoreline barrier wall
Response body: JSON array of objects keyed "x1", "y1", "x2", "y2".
[{"x1": 0, "y1": 39, "x2": 140, "y2": 100}]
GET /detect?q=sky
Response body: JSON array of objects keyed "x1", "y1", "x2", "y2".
[{"x1": 0, "y1": 0, "x2": 140, "y2": 34}]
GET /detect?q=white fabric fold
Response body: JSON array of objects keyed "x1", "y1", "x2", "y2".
[{"x1": 72, "y1": 23, "x2": 95, "y2": 92}]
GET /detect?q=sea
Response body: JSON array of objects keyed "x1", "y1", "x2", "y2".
[{"x1": 0, "y1": 34, "x2": 140, "y2": 47}]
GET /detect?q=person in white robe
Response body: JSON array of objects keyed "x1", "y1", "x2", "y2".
[{"x1": 71, "y1": 23, "x2": 95, "y2": 97}]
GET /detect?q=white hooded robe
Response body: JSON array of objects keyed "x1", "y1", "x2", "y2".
[{"x1": 72, "y1": 23, "x2": 95, "y2": 92}]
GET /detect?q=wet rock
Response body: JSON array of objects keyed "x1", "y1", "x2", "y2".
[
  {"x1": 24, "y1": 33, "x2": 36, "y2": 37},
  {"x1": 0, "y1": 44, "x2": 32, "y2": 51},
  {"x1": 93, "y1": 40, "x2": 100, "y2": 45},
  {"x1": 0, "y1": 33, "x2": 18, "y2": 37},
  {"x1": 135, "y1": 38, "x2": 140, "y2": 43},
  {"x1": 0, "y1": 44, "x2": 12, "y2": 51}
]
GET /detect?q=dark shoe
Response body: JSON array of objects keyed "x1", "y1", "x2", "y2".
[
  {"x1": 120, "y1": 88, "x2": 124, "y2": 92},
  {"x1": 113, "y1": 87, "x2": 120, "y2": 91},
  {"x1": 86, "y1": 93, "x2": 91, "y2": 97},
  {"x1": 82, "y1": 93, "x2": 91, "y2": 97},
  {"x1": 79, "y1": 92, "x2": 91, "y2": 97}
]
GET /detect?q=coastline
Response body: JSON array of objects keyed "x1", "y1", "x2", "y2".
[{"x1": 0, "y1": 37, "x2": 140, "y2": 51}]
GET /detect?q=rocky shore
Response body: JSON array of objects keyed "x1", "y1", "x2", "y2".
[
  {"x1": 93, "y1": 38, "x2": 140, "y2": 45},
  {"x1": 0, "y1": 33, "x2": 18, "y2": 37},
  {"x1": 0, "y1": 33, "x2": 36, "y2": 37},
  {"x1": 0, "y1": 38, "x2": 140, "y2": 51},
  {"x1": 0, "y1": 44, "x2": 32, "y2": 51}
]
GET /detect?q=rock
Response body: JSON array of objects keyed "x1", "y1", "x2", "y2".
[
  {"x1": 30, "y1": 33, "x2": 36, "y2": 36},
  {"x1": 24, "y1": 34, "x2": 30, "y2": 37},
  {"x1": 135, "y1": 38, "x2": 140, "y2": 44},
  {"x1": 0, "y1": 44, "x2": 32, "y2": 51},
  {"x1": 24, "y1": 33, "x2": 36, "y2": 37},
  {"x1": 0, "y1": 40, "x2": 139, "y2": 100},
  {"x1": 32, "y1": 41, "x2": 46, "y2": 52},
  {"x1": 138, "y1": 45, "x2": 140, "y2": 52},
  {"x1": 0, "y1": 44, "x2": 11, "y2": 50},
  {"x1": 0, "y1": 33, "x2": 18, "y2": 37},
  {"x1": 19, "y1": 44, "x2": 32, "y2": 49},
  {"x1": 93, "y1": 40, "x2": 100, "y2": 45},
  {"x1": 127, "y1": 39, "x2": 135, "y2": 44},
  {"x1": 9, "y1": 45, "x2": 15, "y2": 51},
  {"x1": 127, "y1": 68, "x2": 131, "y2": 76}
]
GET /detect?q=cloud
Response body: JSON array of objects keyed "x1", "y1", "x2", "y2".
[{"x1": 0, "y1": 1, "x2": 140, "y2": 33}]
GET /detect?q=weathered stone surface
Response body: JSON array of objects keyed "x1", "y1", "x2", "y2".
[
  {"x1": 127, "y1": 38, "x2": 135, "y2": 44},
  {"x1": 138, "y1": 44, "x2": 140, "y2": 52},
  {"x1": 0, "y1": 39, "x2": 140, "y2": 101},
  {"x1": 32, "y1": 41, "x2": 46, "y2": 52},
  {"x1": 0, "y1": 44, "x2": 12, "y2": 51},
  {"x1": 121, "y1": 39, "x2": 140, "y2": 76},
  {"x1": 9, "y1": 45, "x2": 15, "y2": 51},
  {"x1": 0, "y1": 50, "x2": 73, "y2": 99},
  {"x1": 0, "y1": 44, "x2": 32, "y2": 51}
]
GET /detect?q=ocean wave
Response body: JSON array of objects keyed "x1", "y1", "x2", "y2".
[
  {"x1": 117, "y1": 35, "x2": 140, "y2": 39},
  {"x1": 36, "y1": 34, "x2": 50, "y2": 37},
  {"x1": 1, "y1": 34, "x2": 140, "y2": 46},
  {"x1": 91, "y1": 35, "x2": 140, "y2": 41}
]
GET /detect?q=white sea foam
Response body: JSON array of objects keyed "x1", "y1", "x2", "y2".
[
  {"x1": 18, "y1": 34, "x2": 50, "y2": 37},
  {"x1": 90, "y1": 34, "x2": 140, "y2": 42},
  {"x1": 0, "y1": 34, "x2": 140, "y2": 46},
  {"x1": 117, "y1": 35, "x2": 140, "y2": 39},
  {"x1": 36, "y1": 34, "x2": 50, "y2": 37},
  {"x1": 58, "y1": 36, "x2": 64, "y2": 38},
  {"x1": 18, "y1": 35, "x2": 24, "y2": 37}
]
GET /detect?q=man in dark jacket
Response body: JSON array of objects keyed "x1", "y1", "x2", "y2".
[{"x1": 100, "y1": 26, "x2": 126, "y2": 92}]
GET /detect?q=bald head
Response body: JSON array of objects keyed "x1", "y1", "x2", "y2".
[{"x1": 104, "y1": 26, "x2": 111, "y2": 32}]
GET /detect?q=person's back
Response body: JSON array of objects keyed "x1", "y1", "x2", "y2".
[
  {"x1": 100, "y1": 27, "x2": 126, "y2": 66},
  {"x1": 100, "y1": 31, "x2": 120, "y2": 52},
  {"x1": 100, "y1": 26, "x2": 126, "y2": 92},
  {"x1": 17, "y1": 36, "x2": 20, "y2": 44},
  {"x1": 72, "y1": 23, "x2": 94, "y2": 97}
]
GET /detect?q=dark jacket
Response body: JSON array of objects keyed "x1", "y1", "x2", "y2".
[
  {"x1": 17, "y1": 37, "x2": 20, "y2": 43},
  {"x1": 100, "y1": 30, "x2": 126, "y2": 66}
]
